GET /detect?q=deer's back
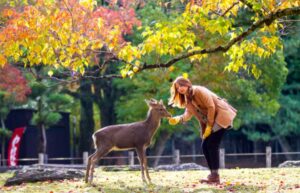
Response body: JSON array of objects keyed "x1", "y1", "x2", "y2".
[{"x1": 93, "y1": 121, "x2": 151, "y2": 149}]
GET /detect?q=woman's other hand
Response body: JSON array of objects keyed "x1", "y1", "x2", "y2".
[{"x1": 202, "y1": 125, "x2": 212, "y2": 139}]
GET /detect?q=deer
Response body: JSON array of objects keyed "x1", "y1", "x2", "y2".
[{"x1": 85, "y1": 98, "x2": 172, "y2": 184}]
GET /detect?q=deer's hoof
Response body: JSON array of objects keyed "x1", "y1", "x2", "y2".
[
  {"x1": 148, "y1": 182, "x2": 155, "y2": 187},
  {"x1": 88, "y1": 178, "x2": 93, "y2": 184}
]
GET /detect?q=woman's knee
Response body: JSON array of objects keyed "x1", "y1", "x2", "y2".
[
  {"x1": 202, "y1": 140, "x2": 209, "y2": 151},
  {"x1": 203, "y1": 138, "x2": 216, "y2": 150}
]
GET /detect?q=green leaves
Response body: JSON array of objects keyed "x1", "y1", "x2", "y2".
[
  {"x1": 242, "y1": 129, "x2": 272, "y2": 142},
  {"x1": 31, "y1": 111, "x2": 62, "y2": 127},
  {"x1": 116, "y1": 1, "x2": 300, "y2": 79},
  {"x1": 29, "y1": 82, "x2": 48, "y2": 98},
  {"x1": 0, "y1": 127, "x2": 12, "y2": 138},
  {"x1": 28, "y1": 79, "x2": 73, "y2": 128},
  {"x1": 48, "y1": 93, "x2": 73, "y2": 112},
  {"x1": 0, "y1": 91, "x2": 11, "y2": 118}
]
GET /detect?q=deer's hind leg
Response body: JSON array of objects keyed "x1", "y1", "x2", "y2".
[
  {"x1": 85, "y1": 151, "x2": 96, "y2": 183},
  {"x1": 89, "y1": 147, "x2": 111, "y2": 184}
]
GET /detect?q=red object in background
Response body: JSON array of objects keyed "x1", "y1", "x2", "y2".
[{"x1": 7, "y1": 127, "x2": 26, "y2": 167}]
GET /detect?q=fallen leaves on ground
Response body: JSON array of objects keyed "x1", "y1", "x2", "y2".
[{"x1": 0, "y1": 168, "x2": 299, "y2": 192}]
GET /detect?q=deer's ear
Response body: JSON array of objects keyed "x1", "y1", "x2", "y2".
[
  {"x1": 150, "y1": 98, "x2": 157, "y2": 103},
  {"x1": 159, "y1": 99, "x2": 163, "y2": 105},
  {"x1": 146, "y1": 99, "x2": 157, "y2": 106},
  {"x1": 145, "y1": 99, "x2": 150, "y2": 105}
]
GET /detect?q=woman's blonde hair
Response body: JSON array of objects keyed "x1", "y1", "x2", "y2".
[{"x1": 168, "y1": 76, "x2": 192, "y2": 108}]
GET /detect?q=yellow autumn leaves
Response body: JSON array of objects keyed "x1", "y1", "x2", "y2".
[
  {"x1": 0, "y1": 0, "x2": 120, "y2": 74},
  {"x1": 225, "y1": 32, "x2": 281, "y2": 79},
  {"x1": 0, "y1": 0, "x2": 298, "y2": 79},
  {"x1": 116, "y1": 0, "x2": 290, "y2": 79}
]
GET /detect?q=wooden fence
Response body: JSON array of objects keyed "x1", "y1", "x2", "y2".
[{"x1": 1, "y1": 146, "x2": 300, "y2": 168}]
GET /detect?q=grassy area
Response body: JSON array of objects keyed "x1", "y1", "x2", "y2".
[{"x1": 1, "y1": 168, "x2": 300, "y2": 192}]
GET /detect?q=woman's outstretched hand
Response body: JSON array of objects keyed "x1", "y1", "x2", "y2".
[
  {"x1": 202, "y1": 125, "x2": 212, "y2": 139},
  {"x1": 168, "y1": 116, "x2": 181, "y2": 125}
]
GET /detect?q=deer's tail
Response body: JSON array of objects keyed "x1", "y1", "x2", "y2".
[{"x1": 92, "y1": 133, "x2": 97, "y2": 149}]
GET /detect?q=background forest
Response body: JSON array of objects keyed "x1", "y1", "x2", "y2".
[{"x1": 0, "y1": 0, "x2": 299, "y2": 167}]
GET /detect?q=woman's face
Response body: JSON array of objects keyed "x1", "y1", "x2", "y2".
[{"x1": 176, "y1": 83, "x2": 188, "y2": 95}]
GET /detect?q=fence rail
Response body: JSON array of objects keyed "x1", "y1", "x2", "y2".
[{"x1": 1, "y1": 146, "x2": 300, "y2": 168}]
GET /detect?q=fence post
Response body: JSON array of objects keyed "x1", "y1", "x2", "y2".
[
  {"x1": 83, "y1": 151, "x2": 88, "y2": 166},
  {"x1": 38, "y1": 153, "x2": 45, "y2": 165},
  {"x1": 128, "y1": 151, "x2": 134, "y2": 166},
  {"x1": 219, "y1": 148, "x2": 225, "y2": 169},
  {"x1": 44, "y1": 154, "x2": 48, "y2": 164},
  {"x1": 174, "y1": 149, "x2": 180, "y2": 165},
  {"x1": 266, "y1": 146, "x2": 272, "y2": 168}
]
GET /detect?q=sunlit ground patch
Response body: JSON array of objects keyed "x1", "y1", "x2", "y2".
[{"x1": 0, "y1": 168, "x2": 300, "y2": 193}]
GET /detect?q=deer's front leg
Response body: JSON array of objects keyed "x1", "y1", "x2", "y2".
[
  {"x1": 136, "y1": 147, "x2": 147, "y2": 183},
  {"x1": 143, "y1": 148, "x2": 151, "y2": 183}
]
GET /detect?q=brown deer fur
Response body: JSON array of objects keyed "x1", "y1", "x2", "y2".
[{"x1": 85, "y1": 99, "x2": 171, "y2": 184}]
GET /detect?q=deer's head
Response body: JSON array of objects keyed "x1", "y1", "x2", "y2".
[{"x1": 145, "y1": 98, "x2": 172, "y2": 118}]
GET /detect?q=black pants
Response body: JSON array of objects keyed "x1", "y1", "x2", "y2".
[{"x1": 202, "y1": 129, "x2": 226, "y2": 170}]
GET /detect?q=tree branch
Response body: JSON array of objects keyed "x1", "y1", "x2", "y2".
[
  {"x1": 46, "y1": 6, "x2": 300, "y2": 80},
  {"x1": 210, "y1": 1, "x2": 239, "y2": 17},
  {"x1": 221, "y1": 1, "x2": 240, "y2": 17},
  {"x1": 140, "y1": 7, "x2": 300, "y2": 70},
  {"x1": 238, "y1": 0, "x2": 265, "y2": 15},
  {"x1": 238, "y1": 0, "x2": 256, "y2": 12}
]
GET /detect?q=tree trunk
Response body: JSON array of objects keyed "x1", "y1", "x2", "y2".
[
  {"x1": 233, "y1": 139, "x2": 237, "y2": 161},
  {"x1": 95, "y1": 80, "x2": 116, "y2": 128},
  {"x1": 1, "y1": 135, "x2": 5, "y2": 166},
  {"x1": 253, "y1": 140, "x2": 258, "y2": 163},
  {"x1": 37, "y1": 125, "x2": 42, "y2": 153},
  {"x1": 152, "y1": 131, "x2": 172, "y2": 167},
  {"x1": 297, "y1": 139, "x2": 300, "y2": 159},
  {"x1": 192, "y1": 141, "x2": 196, "y2": 162},
  {"x1": 93, "y1": 63, "x2": 123, "y2": 165},
  {"x1": 37, "y1": 124, "x2": 47, "y2": 154},
  {"x1": 79, "y1": 79, "x2": 95, "y2": 153},
  {"x1": 41, "y1": 124, "x2": 47, "y2": 154},
  {"x1": 4, "y1": 168, "x2": 84, "y2": 186},
  {"x1": 36, "y1": 96, "x2": 47, "y2": 154},
  {"x1": 95, "y1": 79, "x2": 125, "y2": 165},
  {"x1": 94, "y1": 68, "x2": 117, "y2": 128},
  {"x1": 277, "y1": 137, "x2": 293, "y2": 160},
  {"x1": 1, "y1": 118, "x2": 6, "y2": 165}
]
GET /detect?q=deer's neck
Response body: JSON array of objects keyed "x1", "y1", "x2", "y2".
[{"x1": 145, "y1": 109, "x2": 161, "y2": 134}]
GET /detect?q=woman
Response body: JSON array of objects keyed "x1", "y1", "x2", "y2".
[{"x1": 168, "y1": 76, "x2": 237, "y2": 184}]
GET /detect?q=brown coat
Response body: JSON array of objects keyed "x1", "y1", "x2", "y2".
[{"x1": 182, "y1": 86, "x2": 237, "y2": 131}]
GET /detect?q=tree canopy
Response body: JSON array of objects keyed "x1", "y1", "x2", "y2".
[
  {"x1": 0, "y1": 0, "x2": 299, "y2": 79},
  {"x1": 0, "y1": 0, "x2": 140, "y2": 74}
]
